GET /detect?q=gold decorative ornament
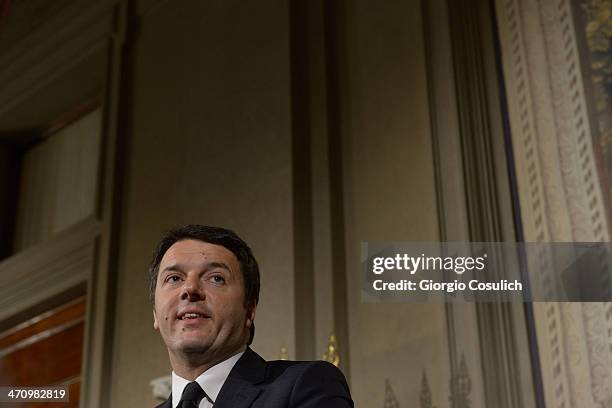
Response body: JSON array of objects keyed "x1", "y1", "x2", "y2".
[
  {"x1": 279, "y1": 345, "x2": 289, "y2": 360},
  {"x1": 322, "y1": 334, "x2": 340, "y2": 367}
]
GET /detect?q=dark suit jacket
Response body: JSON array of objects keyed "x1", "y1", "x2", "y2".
[{"x1": 154, "y1": 347, "x2": 353, "y2": 408}]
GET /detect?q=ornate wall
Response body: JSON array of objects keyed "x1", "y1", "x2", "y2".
[{"x1": 495, "y1": 0, "x2": 612, "y2": 406}]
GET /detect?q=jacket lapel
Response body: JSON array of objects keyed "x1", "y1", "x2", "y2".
[
  {"x1": 214, "y1": 348, "x2": 266, "y2": 408},
  {"x1": 214, "y1": 376, "x2": 261, "y2": 407}
]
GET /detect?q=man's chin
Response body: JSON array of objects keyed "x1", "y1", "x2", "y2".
[
  {"x1": 166, "y1": 334, "x2": 211, "y2": 355},
  {"x1": 175, "y1": 341, "x2": 211, "y2": 355}
]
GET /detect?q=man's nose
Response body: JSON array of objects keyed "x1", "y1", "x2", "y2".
[{"x1": 181, "y1": 275, "x2": 205, "y2": 301}]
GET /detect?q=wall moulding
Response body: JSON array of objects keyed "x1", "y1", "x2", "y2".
[
  {"x1": 0, "y1": 218, "x2": 100, "y2": 327},
  {"x1": 0, "y1": 0, "x2": 123, "y2": 132},
  {"x1": 0, "y1": 1, "x2": 127, "y2": 408},
  {"x1": 494, "y1": 0, "x2": 612, "y2": 407},
  {"x1": 425, "y1": 0, "x2": 537, "y2": 406}
]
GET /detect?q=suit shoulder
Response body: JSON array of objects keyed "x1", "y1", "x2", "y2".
[
  {"x1": 295, "y1": 360, "x2": 348, "y2": 381},
  {"x1": 236, "y1": 351, "x2": 354, "y2": 407},
  {"x1": 264, "y1": 359, "x2": 350, "y2": 393},
  {"x1": 287, "y1": 361, "x2": 353, "y2": 407}
]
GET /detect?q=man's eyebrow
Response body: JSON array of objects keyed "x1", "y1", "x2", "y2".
[
  {"x1": 160, "y1": 264, "x2": 185, "y2": 275},
  {"x1": 160, "y1": 261, "x2": 231, "y2": 274},
  {"x1": 204, "y1": 262, "x2": 231, "y2": 272}
]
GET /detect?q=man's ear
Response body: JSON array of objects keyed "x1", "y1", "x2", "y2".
[
  {"x1": 245, "y1": 304, "x2": 257, "y2": 328},
  {"x1": 153, "y1": 308, "x2": 159, "y2": 330}
]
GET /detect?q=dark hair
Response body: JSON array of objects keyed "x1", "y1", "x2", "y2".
[{"x1": 148, "y1": 225, "x2": 260, "y2": 344}]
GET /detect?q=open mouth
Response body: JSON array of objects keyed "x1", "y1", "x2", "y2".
[{"x1": 178, "y1": 312, "x2": 209, "y2": 320}]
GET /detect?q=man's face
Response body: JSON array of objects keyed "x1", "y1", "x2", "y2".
[{"x1": 153, "y1": 239, "x2": 255, "y2": 363}]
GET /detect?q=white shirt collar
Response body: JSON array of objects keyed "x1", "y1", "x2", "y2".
[{"x1": 171, "y1": 350, "x2": 245, "y2": 408}]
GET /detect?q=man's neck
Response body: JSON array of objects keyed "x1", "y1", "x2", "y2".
[{"x1": 169, "y1": 346, "x2": 246, "y2": 380}]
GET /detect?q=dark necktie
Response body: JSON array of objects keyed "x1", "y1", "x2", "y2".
[{"x1": 179, "y1": 381, "x2": 212, "y2": 407}]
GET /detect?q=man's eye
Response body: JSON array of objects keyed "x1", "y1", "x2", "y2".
[
  {"x1": 165, "y1": 275, "x2": 181, "y2": 283},
  {"x1": 210, "y1": 275, "x2": 225, "y2": 284}
]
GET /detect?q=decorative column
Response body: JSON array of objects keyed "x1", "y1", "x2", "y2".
[{"x1": 494, "y1": 0, "x2": 612, "y2": 407}]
